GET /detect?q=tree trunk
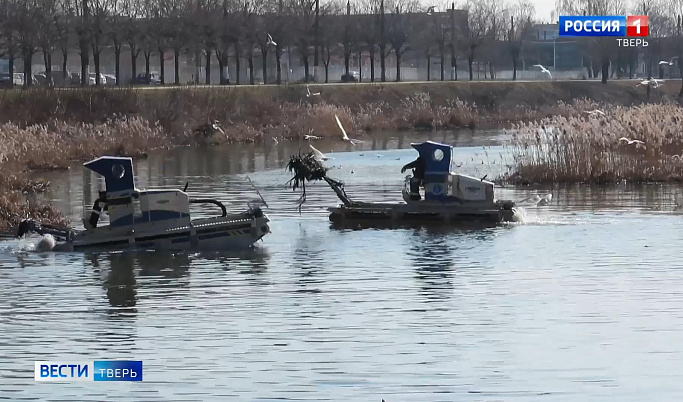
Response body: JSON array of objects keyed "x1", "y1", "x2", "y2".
[
  {"x1": 8, "y1": 58, "x2": 14, "y2": 88},
  {"x1": 145, "y1": 51, "x2": 151, "y2": 76},
  {"x1": 80, "y1": 42, "x2": 89, "y2": 86},
  {"x1": 679, "y1": 57, "x2": 683, "y2": 97},
  {"x1": 114, "y1": 47, "x2": 121, "y2": 86},
  {"x1": 324, "y1": 63, "x2": 329, "y2": 83},
  {"x1": 248, "y1": 54, "x2": 254, "y2": 85},
  {"x1": 261, "y1": 50, "x2": 267, "y2": 84},
  {"x1": 303, "y1": 56, "x2": 309, "y2": 81},
  {"x1": 206, "y1": 51, "x2": 212, "y2": 85},
  {"x1": 159, "y1": 48, "x2": 165, "y2": 84},
  {"x1": 276, "y1": 46, "x2": 282, "y2": 84},
  {"x1": 23, "y1": 52, "x2": 32, "y2": 88},
  {"x1": 395, "y1": 52, "x2": 401, "y2": 82},
  {"x1": 450, "y1": 44, "x2": 457, "y2": 80},
  {"x1": 217, "y1": 51, "x2": 225, "y2": 84},
  {"x1": 43, "y1": 49, "x2": 52, "y2": 87},
  {"x1": 601, "y1": 58, "x2": 609, "y2": 84},
  {"x1": 344, "y1": 50, "x2": 350, "y2": 76},
  {"x1": 380, "y1": 44, "x2": 386, "y2": 82},
  {"x1": 512, "y1": 56, "x2": 517, "y2": 81},
  {"x1": 130, "y1": 46, "x2": 138, "y2": 82},
  {"x1": 94, "y1": 51, "x2": 101, "y2": 85},
  {"x1": 426, "y1": 55, "x2": 430, "y2": 81},
  {"x1": 174, "y1": 49, "x2": 180, "y2": 85},
  {"x1": 357, "y1": 51, "x2": 362, "y2": 82},
  {"x1": 468, "y1": 57, "x2": 474, "y2": 81},
  {"x1": 235, "y1": 45, "x2": 241, "y2": 85},
  {"x1": 440, "y1": 46, "x2": 445, "y2": 81},
  {"x1": 61, "y1": 50, "x2": 68, "y2": 84},
  {"x1": 369, "y1": 48, "x2": 375, "y2": 82}
]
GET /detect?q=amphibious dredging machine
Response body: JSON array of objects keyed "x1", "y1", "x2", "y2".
[
  {"x1": 16, "y1": 156, "x2": 270, "y2": 251},
  {"x1": 325, "y1": 141, "x2": 518, "y2": 225}
]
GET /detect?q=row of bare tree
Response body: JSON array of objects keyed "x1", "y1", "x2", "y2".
[{"x1": 0, "y1": 0, "x2": 544, "y2": 87}]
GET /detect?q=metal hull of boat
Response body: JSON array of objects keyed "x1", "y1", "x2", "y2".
[
  {"x1": 328, "y1": 200, "x2": 517, "y2": 226},
  {"x1": 55, "y1": 215, "x2": 270, "y2": 252}
]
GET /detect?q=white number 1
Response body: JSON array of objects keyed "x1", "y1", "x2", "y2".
[{"x1": 634, "y1": 18, "x2": 641, "y2": 34}]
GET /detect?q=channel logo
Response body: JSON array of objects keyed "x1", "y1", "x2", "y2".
[
  {"x1": 560, "y1": 15, "x2": 649, "y2": 37},
  {"x1": 35, "y1": 361, "x2": 143, "y2": 382}
]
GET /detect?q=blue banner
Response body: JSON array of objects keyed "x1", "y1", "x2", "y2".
[{"x1": 559, "y1": 16, "x2": 627, "y2": 36}]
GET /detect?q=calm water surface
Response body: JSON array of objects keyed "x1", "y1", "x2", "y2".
[{"x1": 2, "y1": 130, "x2": 683, "y2": 401}]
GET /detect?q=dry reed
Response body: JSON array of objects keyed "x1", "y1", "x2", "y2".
[{"x1": 502, "y1": 100, "x2": 683, "y2": 184}]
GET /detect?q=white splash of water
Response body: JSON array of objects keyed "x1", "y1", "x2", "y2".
[{"x1": 35, "y1": 234, "x2": 56, "y2": 252}]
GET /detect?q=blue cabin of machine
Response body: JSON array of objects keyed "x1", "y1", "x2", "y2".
[
  {"x1": 83, "y1": 156, "x2": 136, "y2": 194},
  {"x1": 411, "y1": 141, "x2": 455, "y2": 201}
]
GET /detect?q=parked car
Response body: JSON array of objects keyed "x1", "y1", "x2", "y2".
[
  {"x1": 340, "y1": 71, "x2": 360, "y2": 82},
  {"x1": 103, "y1": 74, "x2": 117, "y2": 86},
  {"x1": 89, "y1": 73, "x2": 107, "y2": 85},
  {"x1": 132, "y1": 72, "x2": 161, "y2": 85}
]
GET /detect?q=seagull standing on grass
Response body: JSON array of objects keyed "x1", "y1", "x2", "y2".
[
  {"x1": 266, "y1": 33, "x2": 277, "y2": 47},
  {"x1": 636, "y1": 79, "x2": 663, "y2": 88},
  {"x1": 426, "y1": 5, "x2": 435, "y2": 15},
  {"x1": 533, "y1": 64, "x2": 552, "y2": 79},
  {"x1": 306, "y1": 85, "x2": 320, "y2": 97},
  {"x1": 335, "y1": 114, "x2": 364, "y2": 146}
]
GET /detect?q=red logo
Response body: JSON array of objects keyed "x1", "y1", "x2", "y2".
[{"x1": 627, "y1": 16, "x2": 649, "y2": 37}]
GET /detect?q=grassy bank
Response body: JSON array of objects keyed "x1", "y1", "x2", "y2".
[{"x1": 0, "y1": 80, "x2": 681, "y2": 231}]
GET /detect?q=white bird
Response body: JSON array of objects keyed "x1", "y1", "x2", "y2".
[
  {"x1": 673, "y1": 154, "x2": 683, "y2": 161},
  {"x1": 335, "y1": 114, "x2": 363, "y2": 145},
  {"x1": 395, "y1": 157, "x2": 401, "y2": 160},
  {"x1": 533, "y1": 64, "x2": 552, "y2": 79},
  {"x1": 519, "y1": 193, "x2": 552, "y2": 206},
  {"x1": 309, "y1": 144, "x2": 331, "y2": 161},
  {"x1": 583, "y1": 109, "x2": 605, "y2": 117},
  {"x1": 266, "y1": 33, "x2": 277, "y2": 47},
  {"x1": 304, "y1": 134, "x2": 320, "y2": 140},
  {"x1": 272, "y1": 137, "x2": 279, "y2": 144},
  {"x1": 636, "y1": 79, "x2": 663, "y2": 88},
  {"x1": 426, "y1": 5, "x2": 435, "y2": 15},
  {"x1": 306, "y1": 85, "x2": 320, "y2": 97},
  {"x1": 376, "y1": 154, "x2": 382, "y2": 157},
  {"x1": 211, "y1": 120, "x2": 225, "y2": 135},
  {"x1": 618, "y1": 137, "x2": 645, "y2": 146},
  {"x1": 659, "y1": 59, "x2": 673, "y2": 66}
]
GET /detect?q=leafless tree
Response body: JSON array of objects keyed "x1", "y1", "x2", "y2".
[
  {"x1": 90, "y1": 0, "x2": 109, "y2": 85},
  {"x1": 386, "y1": 4, "x2": 416, "y2": 82},
  {"x1": 505, "y1": 0, "x2": 534, "y2": 80},
  {"x1": 13, "y1": 0, "x2": 42, "y2": 87},
  {"x1": 0, "y1": 1, "x2": 19, "y2": 87},
  {"x1": 556, "y1": 0, "x2": 626, "y2": 83},
  {"x1": 36, "y1": 0, "x2": 60, "y2": 86},
  {"x1": 289, "y1": 0, "x2": 318, "y2": 81},
  {"x1": 462, "y1": 0, "x2": 488, "y2": 80}
]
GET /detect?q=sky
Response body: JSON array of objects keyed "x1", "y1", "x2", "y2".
[{"x1": 532, "y1": 0, "x2": 555, "y2": 22}]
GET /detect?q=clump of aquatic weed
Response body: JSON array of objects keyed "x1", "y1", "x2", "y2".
[{"x1": 501, "y1": 100, "x2": 683, "y2": 184}]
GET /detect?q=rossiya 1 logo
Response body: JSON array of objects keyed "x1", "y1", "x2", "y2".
[{"x1": 559, "y1": 15, "x2": 649, "y2": 47}]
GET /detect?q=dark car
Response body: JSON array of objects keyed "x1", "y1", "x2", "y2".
[
  {"x1": 340, "y1": 71, "x2": 360, "y2": 82},
  {"x1": 132, "y1": 72, "x2": 161, "y2": 85}
]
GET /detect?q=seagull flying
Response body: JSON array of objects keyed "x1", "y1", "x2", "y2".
[
  {"x1": 618, "y1": 137, "x2": 645, "y2": 146},
  {"x1": 335, "y1": 114, "x2": 363, "y2": 145},
  {"x1": 583, "y1": 109, "x2": 606, "y2": 117},
  {"x1": 533, "y1": 64, "x2": 552, "y2": 79},
  {"x1": 306, "y1": 85, "x2": 320, "y2": 97},
  {"x1": 266, "y1": 33, "x2": 277, "y2": 47},
  {"x1": 426, "y1": 5, "x2": 435, "y2": 15},
  {"x1": 659, "y1": 59, "x2": 674, "y2": 66},
  {"x1": 304, "y1": 134, "x2": 320, "y2": 140},
  {"x1": 309, "y1": 144, "x2": 331, "y2": 161}
]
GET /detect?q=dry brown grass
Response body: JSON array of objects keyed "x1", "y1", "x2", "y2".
[
  {"x1": 0, "y1": 80, "x2": 677, "y2": 230},
  {"x1": 501, "y1": 100, "x2": 683, "y2": 184}
]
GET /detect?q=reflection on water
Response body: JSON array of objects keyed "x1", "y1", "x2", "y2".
[{"x1": 3, "y1": 130, "x2": 683, "y2": 401}]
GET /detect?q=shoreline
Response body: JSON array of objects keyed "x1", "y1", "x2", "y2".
[{"x1": 1, "y1": 80, "x2": 681, "y2": 230}]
